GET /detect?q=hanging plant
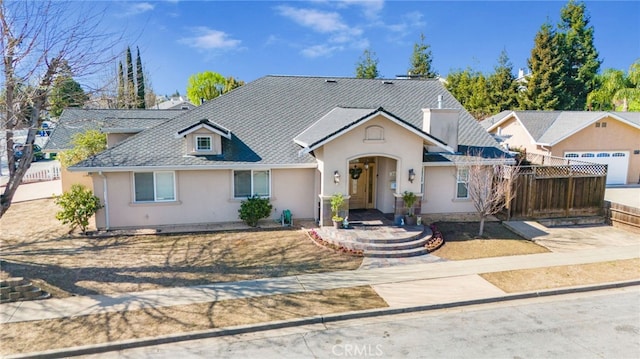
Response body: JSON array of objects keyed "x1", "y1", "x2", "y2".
[{"x1": 349, "y1": 166, "x2": 362, "y2": 179}]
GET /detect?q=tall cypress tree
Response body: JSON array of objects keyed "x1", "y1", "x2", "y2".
[
  {"x1": 126, "y1": 46, "x2": 135, "y2": 108},
  {"x1": 521, "y1": 22, "x2": 565, "y2": 110},
  {"x1": 135, "y1": 46, "x2": 145, "y2": 109},
  {"x1": 557, "y1": 0, "x2": 601, "y2": 110},
  {"x1": 117, "y1": 62, "x2": 125, "y2": 109},
  {"x1": 408, "y1": 33, "x2": 437, "y2": 79}
]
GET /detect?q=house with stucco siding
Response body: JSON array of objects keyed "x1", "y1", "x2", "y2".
[
  {"x1": 482, "y1": 111, "x2": 640, "y2": 185},
  {"x1": 69, "y1": 76, "x2": 510, "y2": 230}
]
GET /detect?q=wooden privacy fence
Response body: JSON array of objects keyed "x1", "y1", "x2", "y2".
[
  {"x1": 505, "y1": 153, "x2": 607, "y2": 219},
  {"x1": 604, "y1": 201, "x2": 640, "y2": 233}
]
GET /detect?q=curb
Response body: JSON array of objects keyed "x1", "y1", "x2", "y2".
[{"x1": 6, "y1": 280, "x2": 639, "y2": 359}]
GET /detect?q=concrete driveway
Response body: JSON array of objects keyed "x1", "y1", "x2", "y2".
[{"x1": 504, "y1": 221, "x2": 639, "y2": 253}]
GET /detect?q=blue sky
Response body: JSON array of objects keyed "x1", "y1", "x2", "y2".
[{"x1": 104, "y1": 0, "x2": 640, "y2": 97}]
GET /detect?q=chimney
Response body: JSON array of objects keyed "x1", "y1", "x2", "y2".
[{"x1": 422, "y1": 97, "x2": 459, "y2": 152}]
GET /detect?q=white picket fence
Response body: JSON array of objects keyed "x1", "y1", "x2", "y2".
[{"x1": 22, "y1": 164, "x2": 61, "y2": 183}]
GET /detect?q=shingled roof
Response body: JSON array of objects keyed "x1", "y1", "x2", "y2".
[
  {"x1": 46, "y1": 108, "x2": 184, "y2": 151},
  {"x1": 72, "y1": 76, "x2": 501, "y2": 170},
  {"x1": 482, "y1": 110, "x2": 640, "y2": 146}
]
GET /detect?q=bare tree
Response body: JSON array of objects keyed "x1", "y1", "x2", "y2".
[
  {"x1": 0, "y1": 1, "x2": 121, "y2": 217},
  {"x1": 460, "y1": 156, "x2": 520, "y2": 236}
]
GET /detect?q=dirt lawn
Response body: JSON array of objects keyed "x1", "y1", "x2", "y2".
[
  {"x1": 431, "y1": 221, "x2": 550, "y2": 260},
  {"x1": 0, "y1": 199, "x2": 362, "y2": 297}
]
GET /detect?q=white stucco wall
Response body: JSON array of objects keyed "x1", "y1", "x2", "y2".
[
  {"x1": 92, "y1": 168, "x2": 316, "y2": 229},
  {"x1": 422, "y1": 166, "x2": 476, "y2": 214}
]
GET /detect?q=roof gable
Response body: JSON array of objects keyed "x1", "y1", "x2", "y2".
[
  {"x1": 294, "y1": 107, "x2": 453, "y2": 155},
  {"x1": 176, "y1": 119, "x2": 231, "y2": 139}
]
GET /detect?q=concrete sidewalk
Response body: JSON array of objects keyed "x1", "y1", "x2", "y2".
[{"x1": 2, "y1": 244, "x2": 638, "y2": 324}]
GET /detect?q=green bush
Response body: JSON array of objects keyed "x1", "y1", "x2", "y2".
[
  {"x1": 54, "y1": 184, "x2": 103, "y2": 234},
  {"x1": 238, "y1": 195, "x2": 273, "y2": 227}
]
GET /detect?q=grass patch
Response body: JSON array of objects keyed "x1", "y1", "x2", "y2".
[
  {"x1": 481, "y1": 258, "x2": 640, "y2": 293},
  {"x1": 0, "y1": 286, "x2": 387, "y2": 356},
  {"x1": 431, "y1": 221, "x2": 549, "y2": 260},
  {"x1": 0, "y1": 199, "x2": 361, "y2": 297}
]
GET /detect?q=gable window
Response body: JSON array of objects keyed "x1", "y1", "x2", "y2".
[
  {"x1": 134, "y1": 171, "x2": 175, "y2": 202},
  {"x1": 195, "y1": 136, "x2": 212, "y2": 151},
  {"x1": 234, "y1": 170, "x2": 270, "y2": 198},
  {"x1": 456, "y1": 168, "x2": 469, "y2": 199}
]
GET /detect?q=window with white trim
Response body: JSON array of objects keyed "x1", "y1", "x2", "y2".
[
  {"x1": 456, "y1": 168, "x2": 469, "y2": 199},
  {"x1": 134, "y1": 171, "x2": 176, "y2": 202},
  {"x1": 195, "y1": 136, "x2": 212, "y2": 151},
  {"x1": 565, "y1": 153, "x2": 579, "y2": 158},
  {"x1": 233, "y1": 170, "x2": 270, "y2": 198}
]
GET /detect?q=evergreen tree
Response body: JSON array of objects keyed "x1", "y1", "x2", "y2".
[
  {"x1": 355, "y1": 49, "x2": 379, "y2": 79},
  {"x1": 135, "y1": 46, "x2": 145, "y2": 109},
  {"x1": 557, "y1": 0, "x2": 601, "y2": 110},
  {"x1": 521, "y1": 22, "x2": 565, "y2": 110},
  {"x1": 407, "y1": 33, "x2": 437, "y2": 79},
  {"x1": 126, "y1": 46, "x2": 135, "y2": 108},
  {"x1": 223, "y1": 76, "x2": 245, "y2": 94},
  {"x1": 446, "y1": 68, "x2": 491, "y2": 119},
  {"x1": 117, "y1": 62, "x2": 125, "y2": 108},
  {"x1": 487, "y1": 50, "x2": 519, "y2": 113},
  {"x1": 49, "y1": 61, "x2": 88, "y2": 117}
]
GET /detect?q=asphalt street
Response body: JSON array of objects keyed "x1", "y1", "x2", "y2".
[{"x1": 81, "y1": 286, "x2": 640, "y2": 359}]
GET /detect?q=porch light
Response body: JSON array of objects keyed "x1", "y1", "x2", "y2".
[
  {"x1": 364, "y1": 160, "x2": 369, "y2": 170},
  {"x1": 408, "y1": 168, "x2": 416, "y2": 183},
  {"x1": 334, "y1": 170, "x2": 341, "y2": 184}
]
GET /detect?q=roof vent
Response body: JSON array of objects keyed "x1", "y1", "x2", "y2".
[
  {"x1": 325, "y1": 79, "x2": 337, "y2": 83},
  {"x1": 382, "y1": 80, "x2": 393, "y2": 85}
]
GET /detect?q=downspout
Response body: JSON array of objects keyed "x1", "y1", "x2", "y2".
[{"x1": 98, "y1": 171, "x2": 110, "y2": 230}]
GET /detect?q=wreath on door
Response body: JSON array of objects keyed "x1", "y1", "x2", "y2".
[{"x1": 349, "y1": 166, "x2": 363, "y2": 179}]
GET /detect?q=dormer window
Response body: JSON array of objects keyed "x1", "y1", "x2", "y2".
[
  {"x1": 176, "y1": 119, "x2": 231, "y2": 156},
  {"x1": 196, "y1": 136, "x2": 212, "y2": 152}
]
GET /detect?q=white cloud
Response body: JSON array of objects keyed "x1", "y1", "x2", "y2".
[
  {"x1": 124, "y1": 2, "x2": 154, "y2": 16},
  {"x1": 277, "y1": 6, "x2": 349, "y2": 34},
  {"x1": 336, "y1": 0, "x2": 384, "y2": 19},
  {"x1": 301, "y1": 44, "x2": 344, "y2": 58},
  {"x1": 276, "y1": 5, "x2": 368, "y2": 58},
  {"x1": 180, "y1": 27, "x2": 241, "y2": 50}
]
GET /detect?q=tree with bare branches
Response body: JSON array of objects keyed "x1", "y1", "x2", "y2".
[
  {"x1": 459, "y1": 156, "x2": 520, "y2": 236},
  {"x1": 0, "y1": 0, "x2": 121, "y2": 217}
]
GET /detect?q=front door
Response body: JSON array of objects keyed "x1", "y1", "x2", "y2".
[{"x1": 349, "y1": 163, "x2": 376, "y2": 209}]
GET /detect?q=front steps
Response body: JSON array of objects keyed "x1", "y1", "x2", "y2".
[
  {"x1": 0, "y1": 277, "x2": 50, "y2": 303},
  {"x1": 315, "y1": 225, "x2": 432, "y2": 258}
]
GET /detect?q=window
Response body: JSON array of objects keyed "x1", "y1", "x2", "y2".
[
  {"x1": 565, "y1": 153, "x2": 579, "y2": 158},
  {"x1": 134, "y1": 172, "x2": 175, "y2": 202},
  {"x1": 612, "y1": 152, "x2": 625, "y2": 157},
  {"x1": 234, "y1": 170, "x2": 270, "y2": 198},
  {"x1": 456, "y1": 168, "x2": 469, "y2": 199},
  {"x1": 597, "y1": 153, "x2": 610, "y2": 158},
  {"x1": 195, "y1": 136, "x2": 212, "y2": 151},
  {"x1": 581, "y1": 153, "x2": 595, "y2": 158}
]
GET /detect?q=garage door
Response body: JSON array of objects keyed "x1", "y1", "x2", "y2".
[{"x1": 564, "y1": 151, "x2": 629, "y2": 185}]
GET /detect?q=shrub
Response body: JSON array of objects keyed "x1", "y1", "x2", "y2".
[
  {"x1": 238, "y1": 195, "x2": 273, "y2": 227},
  {"x1": 54, "y1": 184, "x2": 103, "y2": 234}
]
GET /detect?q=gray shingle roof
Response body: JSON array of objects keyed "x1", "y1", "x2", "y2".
[
  {"x1": 74, "y1": 76, "x2": 502, "y2": 170},
  {"x1": 489, "y1": 111, "x2": 640, "y2": 145},
  {"x1": 294, "y1": 107, "x2": 378, "y2": 148},
  {"x1": 46, "y1": 109, "x2": 184, "y2": 151}
]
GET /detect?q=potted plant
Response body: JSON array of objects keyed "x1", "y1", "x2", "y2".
[
  {"x1": 402, "y1": 190, "x2": 418, "y2": 226},
  {"x1": 330, "y1": 193, "x2": 344, "y2": 229}
]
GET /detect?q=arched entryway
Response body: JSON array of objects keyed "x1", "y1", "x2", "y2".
[{"x1": 347, "y1": 155, "x2": 398, "y2": 214}]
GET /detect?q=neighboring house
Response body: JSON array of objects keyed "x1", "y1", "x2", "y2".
[
  {"x1": 69, "y1": 76, "x2": 509, "y2": 230},
  {"x1": 154, "y1": 96, "x2": 195, "y2": 110},
  {"x1": 482, "y1": 110, "x2": 640, "y2": 185},
  {"x1": 45, "y1": 108, "x2": 187, "y2": 191}
]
